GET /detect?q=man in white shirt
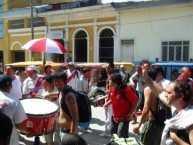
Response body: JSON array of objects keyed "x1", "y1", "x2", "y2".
[
  {"x1": 80, "y1": 67, "x2": 91, "y2": 94},
  {"x1": 65, "y1": 62, "x2": 81, "y2": 91},
  {"x1": 0, "y1": 75, "x2": 32, "y2": 145},
  {"x1": 22, "y1": 65, "x2": 44, "y2": 98},
  {"x1": 5, "y1": 66, "x2": 22, "y2": 100}
]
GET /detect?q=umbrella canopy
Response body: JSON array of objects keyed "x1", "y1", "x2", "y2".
[
  {"x1": 22, "y1": 38, "x2": 67, "y2": 54},
  {"x1": 6, "y1": 61, "x2": 61, "y2": 68}
]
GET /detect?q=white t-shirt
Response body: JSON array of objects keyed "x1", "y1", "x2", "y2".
[
  {"x1": 41, "y1": 87, "x2": 59, "y2": 106},
  {"x1": 66, "y1": 69, "x2": 82, "y2": 91},
  {"x1": 158, "y1": 78, "x2": 170, "y2": 90},
  {"x1": 22, "y1": 75, "x2": 43, "y2": 97},
  {"x1": 80, "y1": 75, "x2": 89, "y2": 93},
  {"x1": 10, "y1": 76, "x2": 22, "y2": 100},
  {"x1": 0, "y1": 91, "x2": 27, "y2": 145}
]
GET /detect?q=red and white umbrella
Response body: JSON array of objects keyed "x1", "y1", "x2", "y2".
[{"x1": 22, "y1": 38, "x2": 67, "y2": 54}]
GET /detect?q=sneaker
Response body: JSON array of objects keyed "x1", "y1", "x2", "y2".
[
  {"x1": 19, "y1": 134, "x2": 25, "y2": 141},
  {"x1": 78, "y1": 127, "x2": 88, "y2": 133},
  {"x1": 99, "y1": 132, "x2": 111, "y2": 137}
]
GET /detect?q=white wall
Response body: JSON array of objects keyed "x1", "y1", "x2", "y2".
[{"x1": 119, "y1": 3, "x2": 193, "y2": 62}]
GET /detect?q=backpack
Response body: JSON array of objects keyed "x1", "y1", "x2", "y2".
[
  {"x1": 73, "y1": 91, "x2": 92, "y2": 123},
  {"x1": 156, "y1": 100, "x2": 172, "y2": 124},
  {"x1": 61, "y1": 87, "x2": 92, "y2": 123},
  {"x1": 150, "y1": 99, "x2": 172, "y2": 125}
]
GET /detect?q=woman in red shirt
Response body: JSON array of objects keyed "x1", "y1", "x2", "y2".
[{"x1": 104, "y1": 73, "x2": 139, "y2": 138}]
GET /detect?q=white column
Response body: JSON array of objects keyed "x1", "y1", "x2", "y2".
[
  {"x1": 115, "y1": 16, "x2": 120, "y2": 62},
  {"x1": 64, "y1": 27, "x2": 69, "y2": 62},
  {"x1": 93, "y1": 18, "x2": 98, "y2": 62},
  {"x1": 72, "y1": 38, "x2": 75, "y2": 62},
  {"x1": 87, "y1": 37, "x2": 90, "y2": 62},
  {"x1": 46, "y1": 24, "x2": 52, "y2": 61}
]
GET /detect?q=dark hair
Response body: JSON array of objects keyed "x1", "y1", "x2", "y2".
[
  {"x1": 147, "y1": 68, "x2": 157, "y2": 81},
  {"x1": 61, "y1": 133, "x2": 87, "y2": 145},
  {"x1": 82, "y1": 67, "x2": 90, "y2": 74},
  {"x1": 43, "y1": 75, "x2": 53, "y2": 83},
  {"x1": 52, "y1": 71, "x2": 67, "y2": 82},
  {"x1": 0, "y1": 113, "x2": 13, "y2": 142},
  {"x1": 152, "y1": 65, "x2": 165, "y2": 76},
  {"x1": 0, "y1": 75, "x2": 12, "y2": 90},
  {"x1": 111, "y1": 73, "x2": 123, "y2": 86},
  {"x1": 45, "y1": 65, "x2": 52, "y2": 72},
  {"x1": 140, "y1": 59, "x2": 149, "y2": 65},
  {"x1": 108, "y1": 62, "x2": 115, "y2": 69},
  {"x1": 173, "y1": 80, "x2": 193, "y2": 104}
]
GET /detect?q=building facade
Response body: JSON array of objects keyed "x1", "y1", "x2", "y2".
[
  {"x1": 114, "y1": 0, "x2": 193, "y2": 63},
  {"x1": 0, "y1": 0, "x2": 193, "y2": 71}
]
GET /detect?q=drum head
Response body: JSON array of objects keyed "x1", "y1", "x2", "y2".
[{"x1": 21, "y1": 98, "x2": 58, "y2": 116}]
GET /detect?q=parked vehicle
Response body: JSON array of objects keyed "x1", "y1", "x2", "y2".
[
  {"x1": 152, "y1": 62, "x2": 193, "y2": 80},
  {"x1": 77, "y1": 63, "x2": 108, "y2": 107}
]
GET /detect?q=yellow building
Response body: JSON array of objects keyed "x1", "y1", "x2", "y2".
[{"x1": 0, "y1": 0, "x2": 119, "y2": 70}]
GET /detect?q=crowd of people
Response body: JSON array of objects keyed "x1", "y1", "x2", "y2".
[{"x1": 0, "y1": 60, "x2": 193, "y2": 145}]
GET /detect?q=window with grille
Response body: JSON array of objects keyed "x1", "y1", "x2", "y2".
[
  {"x1": 162, "y1": 41, "x2": 189, "y2": 61},
  {"x1": 9, "y1": 19, "x2": 24, "y2": 29},
  {"x1": 29, "y1": 17, "x2": 45, "y2": 27},
  {"x1": 121, "y1": 40, "x2": 134, "y2": 46},
  {"x1": 99, "y1": 28, "x2": 114, "y2": 62}
]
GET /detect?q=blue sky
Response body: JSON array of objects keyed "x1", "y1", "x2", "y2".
[{"x1": 102, "y1": 0, "x2": 150, "y2": 3}]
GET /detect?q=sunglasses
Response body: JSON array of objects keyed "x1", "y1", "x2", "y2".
[
  {"x1": 85, "y1": 71, "x2": 91, "y2": 75},
  {"x1": 41, "y1": 82, "x2": 49, "y2": 87},
  {"x1": 47, "y1": 67, "x2": 52, "y2": 71},
  {"x1": 166, "y1": 91, "x2": 172, "y2": 95},
  {"x1": 54, "y1": 81, "x2": 63, "y2": 86},
  {"x1": 185, "y1": 71, "x2": 191, "y2": 75},
  {"x1": 27, "y1": 71, "x2": 33, "y2": 75},
  {"x1": 5, "y1": 68, "x2": 13, "y2": 73}
]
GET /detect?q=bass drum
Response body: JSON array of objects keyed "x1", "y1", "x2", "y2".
[{"x1": 21, "y1": 98, "x2": 58, "y2": 136}]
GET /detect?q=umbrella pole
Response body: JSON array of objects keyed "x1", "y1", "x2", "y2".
[{"x1": 42, "y1": 53, "x2": 46, "y2": 75}]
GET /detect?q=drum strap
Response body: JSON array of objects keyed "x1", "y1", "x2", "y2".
[{"x1": 31, "y1": 76, "x2": 44, "y2": 98}]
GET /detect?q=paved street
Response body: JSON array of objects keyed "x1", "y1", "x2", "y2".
[{"x1": 19, "y1": 106, "x2": 140, "y2": 145}]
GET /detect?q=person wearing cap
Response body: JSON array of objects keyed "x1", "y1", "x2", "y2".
[
  {"x1": 5, "y1": 66, "x2": 22, "y2": 100},
  {"x1": 0, "y1": 75, "x2": 32, "y2": 145},
  {"x1": 65, "y1": 62, "x2": 82, "y2": 91},
  {"x1": 22, "y1": 65, "x2": 44, "y2": 98}
]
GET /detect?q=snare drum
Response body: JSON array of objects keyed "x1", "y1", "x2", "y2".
[{"x1": 21, "y1": 98, "x2": 58, "y2": 136}]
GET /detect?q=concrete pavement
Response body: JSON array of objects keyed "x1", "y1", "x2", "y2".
[{"x1": 19, "y1": 106, "x2": 140, "y2": 145}]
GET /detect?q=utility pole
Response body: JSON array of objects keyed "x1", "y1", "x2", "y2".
[{"x1": 29, "y1": 0, "x2": 34, "y2": 61}]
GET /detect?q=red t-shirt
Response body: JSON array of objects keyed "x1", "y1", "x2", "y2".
[{"x1": 109, "y1": 86, "x2": 139, "y2": 122}]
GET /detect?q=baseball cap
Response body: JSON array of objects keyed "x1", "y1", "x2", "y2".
[
  {"x1": 120, "y1": 65, "x2": 124, "y2": 68},
  {"x1": 26, "y1": 65, "x2": 37, "y2": 72},
  {"x1": 0, "y1": 75, "x2": 12, "y2": 87},
  {"x1": 68, "y1": 62, "x2": 75, "y2": 66}
]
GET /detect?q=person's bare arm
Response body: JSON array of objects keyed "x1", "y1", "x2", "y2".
[
  {"x1": 137, "y1": 66, "x2": 169, "y2": 106},
  {"x1": 170, "y1": 129, "x2": 189, "y2": 145},
  {"x1": 187, "y1": 124, "x2": 193, "y2": 145},
  {"x1": 15, "y1": 123, "x2": 33, "y2": 137},
  {"x1": 43, "y1": 92, "x2": 59, "y2": 100},
  {"x1": 65, "y1": 92, "x2": 79, "y2": 133},
  {"x1": 133, "y1": 87, "x2": 151, "y2": 132}
]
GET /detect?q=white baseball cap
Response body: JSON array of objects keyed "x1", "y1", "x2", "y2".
[{"x1": 27, "y1": 65, "x2": 37, "y2": 71}]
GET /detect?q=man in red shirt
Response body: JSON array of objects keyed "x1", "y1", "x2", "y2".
[{"x1": 104, "y1": 73, "x2": 139, "y2": 138}]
